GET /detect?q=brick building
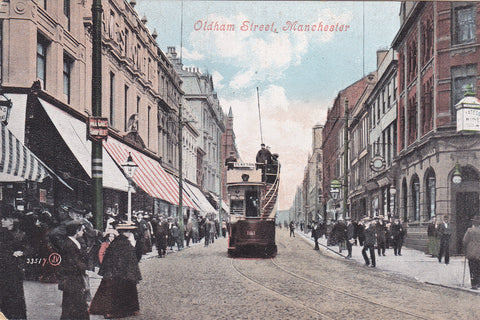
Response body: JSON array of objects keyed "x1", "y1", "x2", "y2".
[{"x1": 392, "y1": 1, "x2": 480, "y2": 253}]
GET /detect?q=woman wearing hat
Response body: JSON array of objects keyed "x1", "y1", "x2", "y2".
[
  {"x1": 0, "y1": 208, "x2": 27, "y2": 320},
  {"x1": 463, "y1": 216, "x2": 480, "y2": 290},
  {"x1": 89, "y1": 223, "x2": 142, "y2": 318}
]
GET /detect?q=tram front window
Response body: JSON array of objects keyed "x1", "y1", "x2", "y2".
[{"x1": 245, "y1": 191, "x2": 259, "y2": 217}]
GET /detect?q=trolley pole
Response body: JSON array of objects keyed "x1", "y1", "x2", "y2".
[
  {"x1": 92, "y1": 0, "x2": 103, "y2": 230},
  {"x1": 343, "y1": 98, "x2": 349, "y2": 219}
]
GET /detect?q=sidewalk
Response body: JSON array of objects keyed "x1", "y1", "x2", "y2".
[
  {"x1": 24, "y1": 241, "x2": 198, "y2": 320},
  {"x1": 296, "y1": 229, "x2": 479, "y2": 294}
]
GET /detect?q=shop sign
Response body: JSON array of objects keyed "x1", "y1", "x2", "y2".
[
  {"x1": 457, "y1": 107, "x2": 480, "y2": 132},
  {"x1": 87, "y1": 117, "x2": 109, "y2": 140}
]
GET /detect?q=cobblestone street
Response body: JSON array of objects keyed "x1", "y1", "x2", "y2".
[{"x1": 128, "y1": 228, "x2": 480, "y2": 320}]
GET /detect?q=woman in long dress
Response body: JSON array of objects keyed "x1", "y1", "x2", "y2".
[{"x1": 89, "y1": 223, "x2": 142, "y2": 318}]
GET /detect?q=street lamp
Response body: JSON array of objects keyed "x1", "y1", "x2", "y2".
[
  {"x1": 329, "y1": 178, "x2": 342, "y2": 200},
  {"x1": 452, "y1": 162, "x2": 462, "y2": 184},
  {"x1": 122, "y1": 152, "x2": 138, "y2": 223}
]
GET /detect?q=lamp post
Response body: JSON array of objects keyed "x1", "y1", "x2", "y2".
[
  {"x1": 343, "y1": 98, "x2": 349, "y2": 219},
  {"x1": 122, "y1": 152, "x2": 138, "y2": 223}
]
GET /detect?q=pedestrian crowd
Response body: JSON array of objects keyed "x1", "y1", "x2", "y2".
[
  {"x1": 0, "y1": 202, "x2": 226, "y2": 320},
  {"x1": 300, "y1": 215, "x2": 408, "y2": 268},
  {"x1": 292, "y1": 212, "x2": 480, "y2": 290}
]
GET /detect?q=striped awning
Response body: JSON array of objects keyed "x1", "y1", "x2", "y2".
[
  {"x1": 0, "y1": 122, "x2": 72, "y2": 189},
  {"x1": 103, "y1": 137, "x2": 197, "y2": 209},
  {"x1": 183, "y1": 181, "x2": 216, "y2": 216}
]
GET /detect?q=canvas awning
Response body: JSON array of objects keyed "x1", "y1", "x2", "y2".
[
  {"x1": 38, "y1": 98, "x2": 129, "y2": 192},
  {"x1": 0, "y1": 122, "x2": 72, "y2": 189},
  {"x1": 103, "y1": 137, "x2": 197, "y2": 209},
  {"x1": 183, "y1": 181, "x2": 216, "y2": 216}
]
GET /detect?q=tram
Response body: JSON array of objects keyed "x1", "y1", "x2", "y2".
[{"x1": 226, "y1": 159, "x2": 280, "y2": 257}]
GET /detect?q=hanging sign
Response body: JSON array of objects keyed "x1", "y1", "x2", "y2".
[{"x1": 87, "y1": 117, "x2": 109, "y2": 140}]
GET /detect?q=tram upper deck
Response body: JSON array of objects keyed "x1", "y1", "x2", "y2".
[{"x1": 226, "y1": 162, "x2": 279, "y2": 221}]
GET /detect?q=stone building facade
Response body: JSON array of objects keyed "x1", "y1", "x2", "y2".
[
  {"x1": 0, "y1": 0, "x2": 203, "y2": 218},
  {"x1": 167, "y1": 47, "x2": 226, "y2": 199}
]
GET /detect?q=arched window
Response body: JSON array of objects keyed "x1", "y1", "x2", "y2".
[
  {"x1": 411, "y1": 175, "x2": 420, "y2": 221},
  {"x1": 425, "y1": 169, "x2": 436, "y2": 220}
]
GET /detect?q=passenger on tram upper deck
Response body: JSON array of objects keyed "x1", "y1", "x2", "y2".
[{"x1": 255, "y1": 144, "x2": 272, "y2": 168}]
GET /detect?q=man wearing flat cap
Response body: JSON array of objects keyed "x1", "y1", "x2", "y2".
[{"x1": 463, "y1": 216, "x2": 480, "y2": 290}]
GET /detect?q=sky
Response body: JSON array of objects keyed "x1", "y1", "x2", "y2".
[{"x1": 137, "y1": 0, "x2": 401, "y2": 210}]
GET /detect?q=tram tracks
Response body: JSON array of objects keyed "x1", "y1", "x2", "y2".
[{"x1": 231, "y1": 257, "x2": 433, "y2": 320}]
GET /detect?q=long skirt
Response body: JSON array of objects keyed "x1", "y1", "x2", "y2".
[
  {"x1": 89, "y1": 278, "x2": 139, "y2": 318},
  {"x1": 428, "y1": 236, "x2": 439, "y2": 256},
  {"x1": 0, "y1": 278, "x2": 26, "y2": 320}
]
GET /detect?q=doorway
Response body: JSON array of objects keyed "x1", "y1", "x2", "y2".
[
  {"x1": 456, "y1": 192, "x2": 479, "y2": 253},
  {"x1": 245, "y1": 191, "x2": 259, "y2": 217}
]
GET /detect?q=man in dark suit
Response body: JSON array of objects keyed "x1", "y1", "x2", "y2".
[
  {"x1": 345, "y1": 218, "x2": 355, "y2": 259},
  {"x1": 362, "y1": 217, "x2": 376, "y2": 268},
  {"x1": 58, "y1": 221, "x2": 89, "y2": 320},
  {"x1": 437, "y1": 215, "x2": 452, "y2": 264},
  {"x1": 390, "y1": 217, "x2": 406, "y2": 256}
]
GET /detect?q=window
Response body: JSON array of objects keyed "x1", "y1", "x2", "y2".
[
  {"x1": 422, "y1": 78, "x2": 434, "y2": 135},
  {"x1": 411, "y1": 177, "x2": 420, "y2": 221},
  {"x1": 109, "y1": 10, "x2": 115, "y2": 38},
  {"x1": 125, "y1": 29, "x2": 129, "y2": 57},
  {"x1": 64, "y1": 0, "x2": 70, "y2": 31},
  {"x1": 426, "y1": 173, "x2": 436, "y2": 220},
  {"x1": 124, "y1": 85, "x2": 129, "y2": 131},
  {"x1": 407, "y1": 37, "x2": 417, "y2": 83},
  {"x1": 136, "y1": 96, "x2": 140, "y2": 114},
  {"x1": 37, "y1": 34, "x2": 49, "y2": 88},
  {"x1": 451, "y1": 64, "x2": 477, "y2": 121},
  {"x1": 453, "y1": 4, "x2": 476, "y2": 45},
  {"x1": 407, "y1": 94, "x2": 417, "y2": 145},
  {"x1": 63, "y1": 53, "x2": 73, "y2": 103},
  {"x1": 109, "y1": 72, "x2": 115, "y2": 126},
  {"x1": 147, "y1": 106, "x2": 151, "y2": 147}
]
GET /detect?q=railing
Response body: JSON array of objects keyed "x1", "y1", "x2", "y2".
[{"x1": 262, "y1": 163, "x2": 280, "y2": 216}]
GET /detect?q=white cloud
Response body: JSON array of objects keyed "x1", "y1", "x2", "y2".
[
  {"x1": 220, "y1": 87, "x2": 331, "y2": 209},
  {"x1": 188, "y1": 9, "x2": 351, "y2": 92},
  {"x1": 212, "y1": 71, "x2": 225, "y2": 89},
  {"x1": 181, "y1": 47, "x2": 204, "y2": 60}
]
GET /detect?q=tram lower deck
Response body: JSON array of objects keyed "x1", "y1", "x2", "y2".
[{"x1": 228, "y1": 219, "x2": 277, "y2": 257}]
